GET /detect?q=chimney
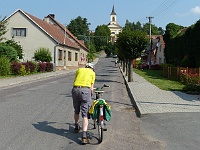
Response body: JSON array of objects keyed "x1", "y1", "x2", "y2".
[{"x1": 49, "y1": 14, "x2": 55, "y2": 19}]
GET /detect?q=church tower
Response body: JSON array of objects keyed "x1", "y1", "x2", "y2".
[
  {"x1": 110, "y1": 5, "x2": 117, "y2": 23},
  {"x1": 107, "y1": 5, "x2": 122, "y2": 42}
]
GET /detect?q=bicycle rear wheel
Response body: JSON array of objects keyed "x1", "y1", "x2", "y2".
[{"x1": 98, "y1": 124, "x2": 103, "y2": 143}]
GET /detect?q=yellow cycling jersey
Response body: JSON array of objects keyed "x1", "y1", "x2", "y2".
[{"x1": 73, "y1": 68, "x2": 95, "y2": 87}]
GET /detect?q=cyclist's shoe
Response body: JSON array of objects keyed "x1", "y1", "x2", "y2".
[
  {"x1": 82, "y1": 137, "x2": 90, "y2": 144},
  {"x1": 88, "y1": 113, "x2": 91, "y2": 119},
  {"x1": 74, "y1": 125, "x2": 80, "y2": 133}
]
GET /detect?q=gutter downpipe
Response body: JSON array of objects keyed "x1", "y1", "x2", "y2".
[{"x1": 53, "y1": 43, "x2": 59, "y2": 71}]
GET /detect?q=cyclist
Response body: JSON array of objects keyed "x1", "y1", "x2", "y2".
[{"x1": 71, "y1": 63, "x2": 96, "y2": 144}]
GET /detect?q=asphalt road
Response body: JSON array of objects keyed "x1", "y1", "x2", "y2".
[
  {"x1": 0, "y1": 56, "x2": 166, "y2": 150},
  {"x1": 141, "y1": 113, "x2": 200, "y2": 150}
]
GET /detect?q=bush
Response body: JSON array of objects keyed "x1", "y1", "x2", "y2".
[
  {"x1": 38, "y1": 62, "x2": 46, "y2": 72},
  {"x1": 11, "y1": 62, "x2": 21, "y2": 75},
  {"x1": 0, "y1": 44, "x2": 18, "y2": 61},
  {"x1": 182, "y1": 84, "x2": 200, "y2": 94},
  {"x1": 29, "y1": 61, "x2": 37, "y2": 73},
  {"x1": 0, "y1": 56, "x2": 10, "y2": 76},
  {"x1": 20, "y1": 65, "x2": 27, "y2": 76},
  {"x1": 5, "y1": 39, "x2": 23, "y2": 59},
  {"x1": 21, "y1": 61, "x2": 37, "y2": 74},
  {"x1": 34, "y1": 47, "x2": 52, "y2": 62},
  {"x1": 21, "y1": 62, "x2": 30, "y2": 74},
  {"x1": 46, "y1": 62, "x2": 53, "y2": 72}
]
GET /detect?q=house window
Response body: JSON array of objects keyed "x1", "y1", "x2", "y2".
[
  {"x1": 68, "y1": 51, "x2": 71, "y2": 61},
  {"x1": 75, "y1": 53, "x2": 78, "y2": 61},
  {"x1": 12, "y1": 28, "x2": 26, "y2": 37},
  {"x1": 58, "y1": 50, "x2": 62, "y2": 60}
]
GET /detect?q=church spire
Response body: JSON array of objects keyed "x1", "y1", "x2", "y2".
[{"x1": 110, "y1": 5, "x2": 117, "y2": 15}]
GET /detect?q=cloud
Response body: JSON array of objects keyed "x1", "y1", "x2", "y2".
[
  {"x1": 191, "y1": 6, "x2": 200, "y2": 14},
  {"x1": 175, "y1": 6, "x2": 200, "y2": 17}
]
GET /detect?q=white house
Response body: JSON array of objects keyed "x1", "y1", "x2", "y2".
[{"x1": 4, "y1": 9, "x2": 88, "y2": 70}]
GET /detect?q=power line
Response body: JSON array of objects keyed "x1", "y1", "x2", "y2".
[{"x1": 151, "y1": 0, "x2": 179, "y2": 25}]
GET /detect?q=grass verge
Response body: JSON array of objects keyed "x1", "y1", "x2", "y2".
[{"x1": 133, "y1": 68, "x2": 185, "y2": 91}]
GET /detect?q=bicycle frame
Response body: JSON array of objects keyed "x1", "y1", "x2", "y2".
[{"x1": 92, "y1": 84, "x2": 109, "y2": 143}]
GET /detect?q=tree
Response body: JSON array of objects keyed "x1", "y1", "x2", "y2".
[
  {"x1": 0, "y1": 43, "x2": 18, "y2": 61},
  {"x1": 124, "y1": 20, "x2": 134, "y2": 30},
  {"x1": 34, "y1": 47, "x2": 52, "y2": 62},
  {"x1": 116, "y1": 28, "x2": 148, "y2": 82},
  {"x1": 143, "y1": 23, "x2": 159, "y2": 35},
  {"x1": 133, "y1": 21, "x2": 143, "y2": 30},
  {"x1": 0, "y1": 17, "x2": 7, "y2": 42},
  {"x1": 5, "y1": 39, "x2": 23, "y2": 59},
  {"x1": 124, "y1": 20, "x2": 143, "y2": 31},
  {"x1": 94, "y1": 25, "x2": 111, "y2": 52},
  {"x1": 67, "y1": 16, "x2": 90, "y2": 39},
  {"x1": 163, "y1": 23, "x2": 185, "y2": 65}
]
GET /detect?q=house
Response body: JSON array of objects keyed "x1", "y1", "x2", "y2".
[
  {"x1": 155, "y1": 36, "x2": 165, "y2": 64},
  {"x1": 141, "y1": 35, "x2": 165, "y2": 66},
  {"x1": 107, "y1": 5, "x2": 122, "y2": 42},
  {"x1": 4, "y1": 9, "x2": 88, "y2": 70}
]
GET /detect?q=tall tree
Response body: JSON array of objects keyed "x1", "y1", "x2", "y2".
[
  {"x1": 163, "y1": 23, "x2": 185, "y2": 65},
  {"x1": 143, "y1": 23, "x2": 159, "y2": 35},
  {"x1": 124, "y1": 20, "x2": 134, "y2": 30},
  {"x1": 116, "y1": 28, "x2": 148, "y2": 82},
  {"x1": 94, "y1": 25, "x2": 111, "y2": 52},
  {"x1": 133, "y1": 21, "x2": 142, "y2": 30},
  {"x1": 67, "y1": 16, "x2": 90, "y2": 39}
]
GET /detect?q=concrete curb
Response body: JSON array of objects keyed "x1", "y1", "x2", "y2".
[{"x1": 119, "y1": 67, "x2": 147, "y2": 117}]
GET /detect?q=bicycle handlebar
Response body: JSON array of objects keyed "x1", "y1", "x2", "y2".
[{"x1": 93, "y1": 84, "x2": 110, "y2": 99}]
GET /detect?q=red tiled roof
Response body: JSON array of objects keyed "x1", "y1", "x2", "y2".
[
  {"x1": 25, "y1": 12, "x2": 79, "y2": 49},
  {"x1": 47, "y1": 15, "x2": 88, "y2": 50}
]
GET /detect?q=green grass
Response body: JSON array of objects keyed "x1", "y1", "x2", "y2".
[{"x1": 133, "y1": 68, "x2": 186, "y2": 91}]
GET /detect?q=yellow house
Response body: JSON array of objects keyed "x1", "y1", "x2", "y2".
[{"x1": 4, "y1": 9, "x2": 88, "y2": 70}]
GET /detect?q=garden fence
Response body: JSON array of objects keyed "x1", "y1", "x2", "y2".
[{"x1": 162, "y1": 67, "x2": 200, "y2": 85}]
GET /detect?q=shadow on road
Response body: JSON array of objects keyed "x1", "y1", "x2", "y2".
[{"x1": 32, "y1": 121, "x2": 82, "y2": 145}]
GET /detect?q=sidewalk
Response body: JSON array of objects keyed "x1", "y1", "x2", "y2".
[{"x1": 121, "y1": 68, "x2": 200, "y2": 117}]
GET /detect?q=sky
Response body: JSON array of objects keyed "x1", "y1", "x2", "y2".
[{"x1": 1, "y1": 0, "x2": 200, "y2": 31}]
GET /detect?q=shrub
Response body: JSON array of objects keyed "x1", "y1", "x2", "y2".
[
  {"x1": 0, "y1": 44, "x2": 18, "y2": 61},
  {"x1": 20, "y1": 65, "x2": 27, "y2": 76},
  {"x1": 21, "y1": 62, "x2": 30, "y2": 74},
  {"x1": 21, "y1": 61, "x2": 37, "y2": 74},
  {"x1": 38, "y1": 62, "x2": 46, "y2": 72},
  {"x1": 11, "y1": 62, "x2": 21, "y2": 75},
  {"x1": 5, "y1": 39, "x2": 24, "y2": 59},
  {"x1": 34, "y1": 47, "x2": 52, "y2": 62},
  {"x1": 182, "y1": 84, "x2": 200, "y2": 94},
  {"x1": 29, "y1": 61, "x2": 37, "y2": 73},
  {"x1": 0, "y1": 56, "x2": 10, "y2": 76},
  {"x1": 46, "y1": 62, "x2": 53, "y2": 72}
]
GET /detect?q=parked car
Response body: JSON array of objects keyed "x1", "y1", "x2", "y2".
[{"x1": 113, "y1": 54, "x2": 117, "y2": 58}]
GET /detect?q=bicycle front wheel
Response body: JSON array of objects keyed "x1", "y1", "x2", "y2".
[{"x1": 98, "y1": 124, "x2": 103, "y2": 143}]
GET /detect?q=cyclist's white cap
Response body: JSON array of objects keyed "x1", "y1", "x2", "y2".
[{"x1": 85, "y1": 63, "x2": 94, "y2": 69}]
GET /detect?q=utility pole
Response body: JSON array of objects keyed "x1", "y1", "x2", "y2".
[{"x1": 146, "y1": 16, "x2": 154, "y2": 69}]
